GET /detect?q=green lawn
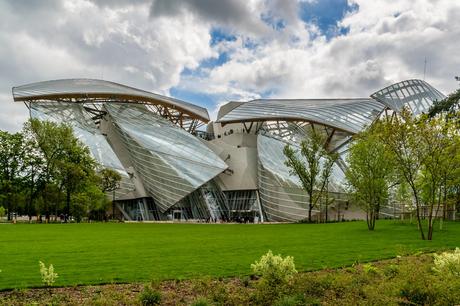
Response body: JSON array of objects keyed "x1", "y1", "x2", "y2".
[{"x1": 0, "y1": 220, "x2": 459, "y2": 290}]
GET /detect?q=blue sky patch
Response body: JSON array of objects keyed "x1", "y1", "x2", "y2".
[{"x1": 299, "y1": 0, "x2": 359, "y2": 39}]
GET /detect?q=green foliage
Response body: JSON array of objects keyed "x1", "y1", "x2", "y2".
[
  {"x1": 362, "y1": 263, "x2": 379, "y2": 275},
  {"x1": 191, "y1": 297, "x2": 211, "y2": 306},
  {"x1": 0, "y1": 206, "x2": 5, "y2": 219},
  {"x1": 283, "y1": 129, "x2": 338, "y2": 222},
  {"x1": 1, "y1": 221, "x2": 460, "y2": 290},
  {"x1": 0, "y1": 118, "x2": 121, "y2": 222},
  {"x1": 433, "y1": 247, "x2": 460, "y2": 277},
  {"x1": 251, "y1": 250, "x2": 297, "y2": 303},
  {"x1": 251, "y1": 250, "x2": 297, "y2": 285},
  {"x1": 346, "y1": 123, "x2": 395, "y2": 230},
  {"x1": 428, "y1": 88, "x2": 460, "y2": 117},
  {"x1": 138, "y1": 285, "x2": 161, "y2": 306},
  {"x1": 274, "y1": 294, "x2": 311, "y2": 306},
  {"x1": 379, "y1": 108, "x2": 460, "y2": 240},
  {"x1": 39, "y1": 261, "x2": 58, "y2": 287}
]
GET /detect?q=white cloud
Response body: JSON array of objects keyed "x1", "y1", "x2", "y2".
[
  {"x1": 180, "y1": 0, "x2": 460, "y2": 107},
  {"x1": 0, "y1": 0, "x2": 458, "y2": 129}
]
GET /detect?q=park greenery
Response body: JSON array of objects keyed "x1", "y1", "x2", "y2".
[
  {"x1": 0, "y1": 221, "x2": 458, "y2": 290},
  {"x1": 1, "y1": 245, "x2": 459, "y2": 305},
  {"x1": 0, "y1": 118, "x2": 121, "y2": 222},
  {"x1": 284, "y1": 129, "x2": 338, "y2": 222},
  {"x1": 284, "y1": 88, "x2": 460, "y2": 240}
]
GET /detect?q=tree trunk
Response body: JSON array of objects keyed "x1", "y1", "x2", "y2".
[
  {"x1": 65, "y1": 189, "x2": 70, "y2": 223},
  {"x1": 410, "y1": 184, "x2": 425, "y2": 240},
  {"x1": 308, "y1": 193, "x2": 313, "y2": 222}
]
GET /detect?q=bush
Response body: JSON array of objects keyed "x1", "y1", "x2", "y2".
[
  {"x1": 138, "y1": 285, "x2": 161, "y2": 306},
  {"x1": 362, "y1": 263, "x2": 379, "y2": 275},
  {"x1": 251, "y1": 250, "x2": 297, "y2": 304},
  {"x1": 251, "y1": 250, "x2": 297, "y2": 286},
  {"x1": 433, "y1": 248, "x2": 460, "y2": 277},
  {"x1": 39, "y1": 261, "x2": 58, "y2": 287},
  {"x1": 191, "y1": 297, "x2": 211, "y2": 306},
  {"x1": 274, "y1": 294, "x2": 315, "y2": 306}
]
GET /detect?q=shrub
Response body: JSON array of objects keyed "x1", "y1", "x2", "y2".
[
  {"x1": 138, "y1": 285, "x2": 161, "y2": 306},
  {"x1": 383, "y1": 264, "x2": 399, "y2": 278},
  {"x1": 251, "y1": 250, "x2": 297, "y2": 286},
  {"x1": 191, "y1": 297, "x2": 211, "y2": 306},
  {"x1": 251, "y1": 250, "x2": 297, "y2": 304},
  {"x1": 433, "y1": 248, "x2": 460, "y2": 277},
  {"x1": 39, "y1": 261, "x2": 58, "y2": 287},
  {"x1": 274, "y1": 294, "x2": 317, "y2": 306},
  {"x1": 362, "y1": 263, "x2": 379, "y2": 275}
]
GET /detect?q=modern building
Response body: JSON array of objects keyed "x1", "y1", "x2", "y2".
[{"x1": 12, "y1": 78, "x2": 445, "y2": 222}]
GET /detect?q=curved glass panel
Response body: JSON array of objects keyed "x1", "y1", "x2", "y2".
[
  {"x1": 14, "y1": 79, "x2": 209, "y2": 121},
  {"x1": 105, "y1": 103, "x2": 227, "y2": 212},
  {"x1": 30, "y1": 102, "x2": 134, "y2": 199},
  {"x1": 257, "y1": 133, "x2": 347, "y2": 222},
  {"x1": 218, "y1": 98, "x2": 384, "y2": 134},
  {"x1": 370, "y1": 79, "x2": 445, "y2": 115}
]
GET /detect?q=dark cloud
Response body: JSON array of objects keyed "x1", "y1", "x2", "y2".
[{"x1": 150, "y1": 0, "x2": 269, "y2": 35}]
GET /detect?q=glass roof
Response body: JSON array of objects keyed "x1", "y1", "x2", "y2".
[
  {"x1": 217, "y1": 98, "x2": 385, "y2": 134},
  {"x1": 370, "y1": 79, "x2": 445, "y2": 115},
  {"x1": 13, "y1": 78, "x2": 209, "y2": 122}
]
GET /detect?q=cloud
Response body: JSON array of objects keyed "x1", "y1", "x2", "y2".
[
  {"x1": 179, "y1": 0, "x2": 460, "y2": 107},
  {"x1": 0, "y1": 0, "x2": 459, "y2": 129},
  {"x1": 150, "y1": 0, "x2": 269, "y2": 36}
]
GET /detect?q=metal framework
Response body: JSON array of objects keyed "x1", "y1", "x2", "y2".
[
  {"x1": 13, "y1": 79, "x2": 209, "y2": 132},
  {"x1": 370, "y1": 79, "x2": 446, "y2": 115},
  {"x1": 217, "y1": 98, "x2": 385, "y2": 134}
]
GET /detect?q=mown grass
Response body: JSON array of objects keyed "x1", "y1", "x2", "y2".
[{"x1": 0, "y1": 220, "x2": 458, "y2": 290}]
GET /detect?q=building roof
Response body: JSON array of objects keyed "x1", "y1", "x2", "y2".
[
  {"x1": 370, "y1": 79, "x2": 445, "y2": 115},
  {"x1": 12, "y1": 78, "x2": 210, "y2": 122},
  {"x1": 216, "y1": 98, "x2": 385, "y2": 134}
]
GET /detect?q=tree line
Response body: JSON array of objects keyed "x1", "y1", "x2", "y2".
[
  {"x1": 284, "y1": 88, "x2": 460, "y2": 240},
  {"x1": 0, "y1": 119, "x2": 121, "y2": 222}
]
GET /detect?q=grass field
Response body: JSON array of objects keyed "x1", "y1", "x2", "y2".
[{"x1": 0, "y1": 220, "x2": 459, "y2": 290}]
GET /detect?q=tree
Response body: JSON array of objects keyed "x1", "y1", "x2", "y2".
[
  {"x1": 380, "y1": 109, "x2": 460, "y2": 240},
  {"x1": 428, "y1": 88, "x2": 460, "y2": 118},
  {"x1": 98, "y1": 168, "x2": 122, "y2": 219},
  {"x1": 55, "y1": 137, "x2": 98, "y2": 223},
  {"x1": 22, "y1": 120, "x2": 45, "y2": 221},
  {"x1": 0, "y1": 131, "x2": 26, "y2": 220},
  {"x1": 379, "y1": 109, "x2": 427, "y2": 239},
  {"x1": 283, "y1": 129, "x2": 338, "y2": 222},
  {"x1": 417, "y1": 115, "x2": 460, "y2": 239},
  {"x1": 26, "y1": 119, "x2": 75, "y2": 221},
  {"x1": 345, "y1": 124, "x2": 395, "y2": 230}
]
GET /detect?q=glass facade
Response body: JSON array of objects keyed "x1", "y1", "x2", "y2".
[
  {"x1": 370, "y1": 79, "x2": 446, "y2": 115},
  {"x1": 218, "y1": 98, "x2": 385, "y2": 134},
  {"x1": 105, "y1": 103, "x2": 228, "y2": 212},
  {"x1": 30, "y1": 102, "x2": 135, "y2": 199},
  {"x1": 14, "y1": 78, "x2": 447, "y2": 222}
]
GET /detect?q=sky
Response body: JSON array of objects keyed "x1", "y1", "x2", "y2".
[{"x1": 1, "y1": 0, "x2": 459, "y2": 132}]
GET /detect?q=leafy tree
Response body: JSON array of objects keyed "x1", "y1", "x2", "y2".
[
  {"x1": 0, "y1": 131, "x2": 26, "y2": 220},
  {"x1": 284, "y1": 129, "x2": 338, "y2": 222},
  {"x1": 0, "y1": 206, "x2": 5, "y2": 219},
  {"x1": 417, "y1": 115, "x2": 460, "y2": 239},
  {"x1": 26, "y1": 119, "x2": 75, "y2": 221},
  {"x1": 98, "y1": 168, "x2": 122, "y2": 219},
  {"x1": 428, "y1": 88, "x2": 460, "y2": 118},
  {"x1": 346, "y1": 124, "x2": 395, "y2": 230},
  {"x1": 379, "y1": 109, "x2": 428, "y2": 239},
  {"x1": 55, "y1": 135, "x2": 98, "y2": 222},
  {"x1": 380, "y1": 108, "x2": 460, "y2": 240},
  {"x1": 22, "y1": 120, "x2": 46, "y2": 221}
]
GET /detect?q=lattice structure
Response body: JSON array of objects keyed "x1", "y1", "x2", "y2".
[{"x1": 370, "y1": 79, "x2": 446, "y2": 115}]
